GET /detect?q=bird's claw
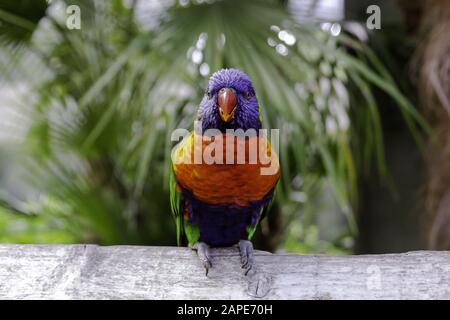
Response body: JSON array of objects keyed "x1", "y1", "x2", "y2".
[
  {"x1": 192, "y1": 242, "x2": 212, "y2": 276},
  {"x1": 239, "y1": 240, "x2": 254, "y2": 275}
]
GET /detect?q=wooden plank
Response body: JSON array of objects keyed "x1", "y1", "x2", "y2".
[{"x1": 0, "y1": 245, "x2": 449, "y2": 299}]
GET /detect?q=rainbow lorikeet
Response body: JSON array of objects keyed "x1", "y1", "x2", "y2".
[{"x1": 170, "y1": 68, "x2": 280, "y2": 275}]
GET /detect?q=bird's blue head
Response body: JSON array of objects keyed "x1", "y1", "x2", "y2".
[{"x1": 197, "y1": 68, "x2": 261, "y2": 132}]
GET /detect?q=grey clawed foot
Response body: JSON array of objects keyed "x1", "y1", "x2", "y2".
[
  {"x1": 238, "y1": 240, "x2": 254, "y2": 275},
  {"x1": 191, "y1": 242, "x2": 212, "y2": 276}
]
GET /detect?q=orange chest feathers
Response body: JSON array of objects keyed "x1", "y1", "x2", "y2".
[{"x1": 172, "y1": 133, "x2": 280, "y2": 207}]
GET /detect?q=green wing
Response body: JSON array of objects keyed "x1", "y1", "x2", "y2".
[
  {"x1": 169, "y1": 167, "x2": 201, "y2": 247},
  {"x1": 169, "y1": 133, "x2": 200, "y2": 246},
  {"x1": 169, "y1": 166, "x2": 185, "y2": 246},
  {"x1": 246, "y1": 181, "x2": 279, "y2": 240}
]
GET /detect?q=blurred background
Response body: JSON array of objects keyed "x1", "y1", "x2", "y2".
[{"x1": 0, "y1": 0, "x2": 449, "y2": 254}]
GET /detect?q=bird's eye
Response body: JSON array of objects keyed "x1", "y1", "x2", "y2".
[
  {"x1": 244, "y1": 91, "x2": 253, "y2": 100},
  {"x1": 206, "y1": 90, "x2": 212, "y2": 99}
]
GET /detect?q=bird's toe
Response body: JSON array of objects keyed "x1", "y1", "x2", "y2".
[
  {"x1": 238, "y1": 240, "x2": 254, "y2": 275},
  {"x1": 192, "y1": 242, "x2": 213, "y2": 276}
]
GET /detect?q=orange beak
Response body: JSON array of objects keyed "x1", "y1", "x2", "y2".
[{"x1": 218, "y1": 88, "x2": 237, "y2": 122}]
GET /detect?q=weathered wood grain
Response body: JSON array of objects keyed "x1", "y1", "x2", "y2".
[{"x1": 0, "y1": 245, "x2": 449, "y2": 299}]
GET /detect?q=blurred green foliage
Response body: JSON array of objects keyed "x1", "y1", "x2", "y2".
[{"x1": 0, "y1": 0, "x2": 427, "y2": 253}]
